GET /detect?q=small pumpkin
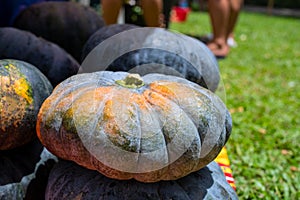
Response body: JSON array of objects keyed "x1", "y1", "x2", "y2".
[
  {"x1": 13, "y1": 1, "x2": 105, "y2": 62},
  {"x1": 0, "y1": 139, "x2": 57, "y2": 199},
  {"x1": 37, "y1": 71, "x2": 232, "y2": 182},
  {"x1": 0, "y1": 27, "x2": 80, "y2": 86},
  {"x1": 0, "y1": 59, "x2": 52, "y2": 150},
  {"x1": 81, "y1": 27, "x2": 220, "y2": 92},
  {"x1": 45, "y1": 160, "x2": 238, "y2": 200}
]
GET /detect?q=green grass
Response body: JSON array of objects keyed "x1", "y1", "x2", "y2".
[{"x1": 170, "y1": 11, "x2": 300, "y2": 199}]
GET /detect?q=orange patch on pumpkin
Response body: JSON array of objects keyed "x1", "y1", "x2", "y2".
[
  {"x1": 129, "y1": 93, "x2": 148, "y2": 110},
  {"x1": 102, "y1": 99, "x2": 123, "y2": 138},
  {"x1": 148, "y1": 81, "x2": 177, "y2": 98},
  {"x1": 93, "y1": 87, "x2": 114, "y2": 100},
  {"x1": 143, "y1": 89, "x2": 171, "y2": 113},
  {"x1": 103, "y1": 99, "x2": 114, "y2": 120}
]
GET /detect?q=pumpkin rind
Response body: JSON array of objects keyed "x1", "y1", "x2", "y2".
[
  {"x1": 45, "y1": 160, "x2": 238, "y2": 200},
  {"x1": 0, "y1": 59, "x2": 52, "y2": 150},
  {"x1": 37, "y1": 71, "x2": 231, "y2": 182}
]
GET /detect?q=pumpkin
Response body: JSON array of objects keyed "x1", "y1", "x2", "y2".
[
  {"x1": 0, "y1": 139, "x2": 57, "y2": 199},
  {"x1": 37, "y1": 71, "x2": 232, "y2": 182},
  {"x1": 45, "y1": 160, "x2": 238, "y2": 200},
  {"x1": 0, "y1": 59, "x2": 52, "y2": 150},
  {"x1": 0, "y1": 27, "x2": 80, "y2": 86},
  {"x1": 81, "y1": 27, "x2": 220, "y2": 92},
  {"x1": 13, "y1": 1, "x2": 105, "y2": 62}
]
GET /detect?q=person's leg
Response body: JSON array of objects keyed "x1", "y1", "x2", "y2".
[
  {"x1": 101, "y1": 0, "x2": 123, "y2": 25},
  {"x1": 227, "y1": 0, "x2": 242, "y2": 38},
  {"x1": 140, "y1": 0, "x2": 164, "y2": 27},
  {"x1": 207, "y1": 0, "x2": 230, "y2": 57},
  {"x1": 163, "y1": 0, "x2": 175, "y2": 28}
]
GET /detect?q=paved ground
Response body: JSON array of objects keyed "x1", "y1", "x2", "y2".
[{"x1": 243, "y1": 5, "x2": 300, "y2": 18}]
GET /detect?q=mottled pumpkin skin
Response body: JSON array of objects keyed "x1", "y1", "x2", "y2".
[
  {"x1": 45, "y1": 160, "x2": 238, "y2": 200},
  {"x1": 0, "y1": 59, "x2": 52, "y2": 150},
  {"x1": 37, "y1": 71, "x2": 231, "y2": 182}
]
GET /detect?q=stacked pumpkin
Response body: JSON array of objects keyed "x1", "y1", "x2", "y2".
[
  {"x1": 36, "y1": 26, "x2": 237, "y2": 199},
  {"x1": 81, "y1": 26, "x2": 220, "y2": 92}
]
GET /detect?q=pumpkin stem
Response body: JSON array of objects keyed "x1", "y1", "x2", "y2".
[{"x1": 115, "y1": 74, "x2": 144, "y2": 89}]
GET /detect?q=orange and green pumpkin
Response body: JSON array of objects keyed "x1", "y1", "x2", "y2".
[
  {"x1": 37, "y1": 71, "x2": 231, "y2": 182},
  {"x1": 0, "y1": 59, "x2": 52, "y2": 150}
]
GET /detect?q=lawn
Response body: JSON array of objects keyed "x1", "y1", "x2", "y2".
[{"x1": 170, "y1": 10, "x2": 300, "y2": 199}]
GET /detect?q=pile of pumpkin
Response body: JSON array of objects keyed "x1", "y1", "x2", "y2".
[{"x1": 0, "y1": 1, "x2": 238, "y2": 199}]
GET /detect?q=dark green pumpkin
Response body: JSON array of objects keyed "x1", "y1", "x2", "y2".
[
  {"x1": 0, "y1": 139, "x2": 57, "y2": 199},
  {"x1": 13, "y1": 1, "x2": 105, "y2": 62},
  {"x1": 0, "y1": 59, "x2": 52, "y2": 150},
  {"x1": 37, "y1": 71, "x2": 232, "y2": 182},
  {"x1": 45, "y1": 160, "x2": 238, "y2": 200},
  {"x1": 0, "y1": 27, "x2": 80, "y2": 87},
  {"x1": 81, "y1": 27, "x2": 220, "y2": 92}
]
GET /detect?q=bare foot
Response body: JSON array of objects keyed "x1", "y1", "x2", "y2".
[
  {"x1": 207, "y1": 42, "x2": 219, "y2": 51},
  {"x1": 207, "y1": 42, "x2": 230, "y2": 58}
]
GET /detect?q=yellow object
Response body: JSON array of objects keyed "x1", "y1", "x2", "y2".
[
  {"x1": 13, "y1": 77, "x2": 33, "y2": 104},
  {"x1": 215, "y1": 147, "x2": 236, "y2": 190}
]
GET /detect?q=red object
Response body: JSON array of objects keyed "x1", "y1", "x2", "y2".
[
  {"x1": 214, "y1": 147, "x2": 237, "y2": 190},
  {"x1": 171, "y1": 6, "x2": 190, "y2": 22}
]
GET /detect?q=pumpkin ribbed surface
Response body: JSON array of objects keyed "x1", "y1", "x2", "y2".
[
  {"x1": 37, "y1": 71, "x2": 231, "y2": 182},
  {"x1": 0, "y1": 59, "x2": 52, "y2": 150}
]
